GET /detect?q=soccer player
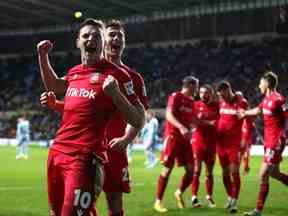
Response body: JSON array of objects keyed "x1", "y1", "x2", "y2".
[
  {"x1": 40, "y1": 19, "x2": 147, "y2": 216},
  {"x1": 103, "y1": 20, "x2": 148, "y2": 216},
  {"x1": 235, "y1": 91, "x2": 254, "y2": 174},
  {"x1": 216, "y1": 81, "x2": 248, "y2": 213},
  {"x1": 240, "y1": 118, "x2": 254, "y2": 174},
  {"x1": 190, "y1": 84, "x2": 218, "y2": 208},
  {"x1": 154, "y1": 76, "x2": 198, "y2": 212},
  {"x1": 16, "y1": 112, "x2": 30, "y2": 160},
  {"x1": 37, "y1": 18, "x2": 145, "y2": 216},
  {"x1": 239, "y1": 72, "x2": 288, "y2": 216},
  {"x1": 140, "y1": 110, "x2": 159, "y2": 168}
]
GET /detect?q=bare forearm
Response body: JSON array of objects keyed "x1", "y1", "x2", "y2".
[
  {"x1": 122, "y1": 124, "x2": 141, "y2": 143},
  {"x1": 166, "y1": 111, "x2": 185, "y2": 130},
  {"x1": 244, "y1": 107, "x2": 261, "y2": 116},
  {"x1": 38, "y1": 54, "x2": 66, "y2": 94}
]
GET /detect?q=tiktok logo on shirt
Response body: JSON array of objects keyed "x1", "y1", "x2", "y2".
[{"x1": 66, "y1": 87, "x2": 96, "y2": 99}]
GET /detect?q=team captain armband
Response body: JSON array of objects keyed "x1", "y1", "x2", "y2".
[{"x1": 123, "y1": 81, "x2": 134, "y2": 96}]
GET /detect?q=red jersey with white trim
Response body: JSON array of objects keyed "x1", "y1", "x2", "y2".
[
  {"x1": 51, "y1": 59, "x2": 138, "y2": 162},
  {"x1": 241, "y1": 118, "x2": 254, "y2": 147},
  {"x1": 105, "y1": 64, "x2": 148, "y2": 141},
  {"x1": 192, "y1": 100, "x2": 219, "y2": 148},
  {"x1": 164, "y1": 91, "x2": 194, "y2": 137},
  {"x1": 258, "y1": 91, "x2": 286, "y2": 148},
  {"x1": 217, "y1": 95, "x2": 248, "y2": 136}
]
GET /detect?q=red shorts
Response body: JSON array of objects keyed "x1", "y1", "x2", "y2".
[
  {"x1": 264, "y1": 137, "x2": 286, "y2": 164},
  {"x1": 217, "y1": 146, "x2": 241, "y2": 167},
  {"x1": 47, "y1": 149, "x2": 101, "y2": 216},
  {"x1": 103, "y1": 149, "x2": 131, "y2": 193},
  {"x1": 193, "y1": 146, "x2": 216, "y2": 166},
  {"x1": 217, "y1": 133, "x2": 241, "y2": 167},
  {"x1": 160, "y1": 134, "x2": 193, "y2": 168}
]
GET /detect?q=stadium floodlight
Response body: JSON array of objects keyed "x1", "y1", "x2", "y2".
[{"x1": 74, "y1": 11, "x2": 82, "y2": 19}]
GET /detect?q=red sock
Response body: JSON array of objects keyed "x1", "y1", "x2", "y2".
[
  {"x1": 178, "y1": 172, "x2": 193, "y2": 193},
  {"x1": 109, "y1": 209, "x2": 124, "y2": 216},
  {"x1": 205, "y1": 174, "x2": 214, "y2": 197},
  {"x1": 243, "y1": 155, "x2": 249, "y2": 170},
  {"x1": 222, "y1": 174, "x2": 232, "y2": 197},
  {"x1": 191, "y1": 174, "x2": 200, "y2": 196},
  {"x1": 278, "y1": 173, "x2": 288, "y2": 185},
  {"x1": 156, "y1": 175, "x2": 169, "y2": 200},
  {"x1": 231, "y1": 173, "x2": 241, "y2": 199},
  {"x1": 89, "y1": 202, "x2": 98, "y2": 216},
  {"x1": 256, "y1": 183, "x2": 269, "y2": 211}
]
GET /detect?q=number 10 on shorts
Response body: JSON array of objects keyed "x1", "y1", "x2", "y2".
[{"x1": 74, "y1": 189, "x2": 92, "y2": 209}]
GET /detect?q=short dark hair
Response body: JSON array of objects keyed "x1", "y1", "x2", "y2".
[
  {"x1": 217, "y1": 81, "x2": 231, "y2": 91},
  {"x1": 106, "y1": 19, "x2": 125, "y2": 32},
  {"x1": 200, "y1": 84, "x2": 214, "y2": 95},
  {"x1": 77, "y1": 18, "x2": 105, "y2": 36},
  {"x1": 182, "y1": 76, "x2": 199, "y2": 88},
  {"x1": 261, "y1": 71, "x2": 278, "y2": 89}
]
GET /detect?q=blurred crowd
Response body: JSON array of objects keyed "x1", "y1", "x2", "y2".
[{"x1": 0, "y1": 36, "x2": 287, "y2": 140}]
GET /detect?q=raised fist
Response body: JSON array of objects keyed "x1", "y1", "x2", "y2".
[
  {"x1": 103, "y1": 75, "x2": 120, "y2": 96},
  {"x1": 37, "y1": 40, "x2": 53, "y2": 55}
]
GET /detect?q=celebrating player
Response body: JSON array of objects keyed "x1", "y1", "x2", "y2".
[
  {"x1": 216, "y1": 81, "x2": 248, "y2": 213},
  {"x1": 37, "y1": 18, "x2": 144, "y2": 216},
  {"x1": 190, "y1": 84, "x2": 218, "y2": 208},
  {"x1": 240, "y1": 72, "x2": 288, "y2": 216},
  {"x1": 154, "y1": 76, "x2": 198, "y2": 212},
  {"x1": 102, "y1": 20, "x2": 148, "y2": 216}
]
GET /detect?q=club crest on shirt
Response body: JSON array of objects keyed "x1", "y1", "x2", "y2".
[
  {"x1": 72, "y1": 74, "x2": 78, "y2": 80},
  {"x1": 90, "y1": 72, "x2": 100, "y2": 84}
]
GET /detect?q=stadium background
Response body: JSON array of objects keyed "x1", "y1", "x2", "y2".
[{"x1": 0, "y1": 0, "x2": 288, "y2": 215}]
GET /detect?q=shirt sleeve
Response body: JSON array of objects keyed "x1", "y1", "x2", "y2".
[
  {"x1": 239, "y1": 98, "x2": 248, "y2": 109},
  {"x1": 116, "y1": 70, "x2": 139, "y2": 106},
  {"x1": 132, "y1": 73, "x2": 149, "y2": 110},
  {"x1": 167, "y1": 93, "x2": 177, "y2": 113}
]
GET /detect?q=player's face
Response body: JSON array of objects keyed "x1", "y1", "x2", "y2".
[
  {"x1": 199, "y1": 87, "x2": 211, "y2": 103},
  {"x1": 105, "y1": 27, "x2": 125, "y2": 58},
  {"x1": 188, "y1": 83, "x2": 198, "y2": 97},
  {"x1": 76, "y1": 25, "x2": 104, "y2": 61},
  {"x1": 259, "y1": 78, "x2": 268, "y2": 94},
  {"x1": 218, "y1": 88, "x2": 229, "y2": 100}
]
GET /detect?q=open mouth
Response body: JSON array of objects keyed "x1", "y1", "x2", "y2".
[
  {"x1": 85, "y1": 46, "x2": 97, "y2": 53},
  {"x1": 111, "y1": 44, "x2": 121, "y2": 52}
]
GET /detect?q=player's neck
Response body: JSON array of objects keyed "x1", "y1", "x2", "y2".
[
  {"x1": 181, "y1": 88, "x2": 194, "y2": 98},
  {"x1": 266, "y1": 88, "x2": 276, "y2": 96},
  {"x1": 226, "y1": 93, "x2": 235, "y2": 103},
  {"x1": 106, "y1": 55, "x2": 122, "y2": 65},
  {"x1": 81, "y1": 54, "x2": 104, "y2": 67}
]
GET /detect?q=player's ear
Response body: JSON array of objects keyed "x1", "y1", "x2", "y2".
[{"x1": 76, "y1": 37, "x2": 80, "y2": 49}]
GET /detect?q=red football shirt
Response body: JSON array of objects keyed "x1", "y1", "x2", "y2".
[
  {"x1": 192, "y1": 100, "x2": 219, "y2": 148},
  {"x1": 241, "y1": 117, "x2": 254, "y2": 147},
  {"x1": 164, "y1": 91, "x2": 195, "y2": 137},
  {"x1": 105, "y1": 64, "x2": 148, "y2": 141},
  {"x1": 217, "y1": 95, "x2": 248, "y2": 136},
  {"x1": 51, "y1": 59, "x2": 138, "y2": 162},
  {"x1": 258, "y1": 91, "x2": 286, "y2": 148}
]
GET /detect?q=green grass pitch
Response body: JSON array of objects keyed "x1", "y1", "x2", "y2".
[{"x1": 0, "y1": 146, "x2": 287, "y2": 216}]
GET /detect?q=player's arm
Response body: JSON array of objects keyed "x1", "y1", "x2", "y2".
[
  {"x1": 237, "y1": 107, "x2": 261, "y2": 119},
  {"x1": 166, "y1": 109, "x2": 188, "y2": 136},
  {"x1": 37, "y1": 40, "x2": 67, "y2": 94},
  {"x1": 103, "y1": 75, "x2": 145, "y2": 129},
  {"x1": 109, "y1": 124, "x2": 141, "y2": 151},
  {"x1": 40, "y1": 91, "x2": 64, "y2": 113}
]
